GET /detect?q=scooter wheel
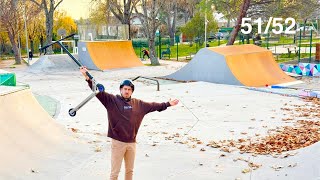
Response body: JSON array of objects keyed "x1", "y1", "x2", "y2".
[
  {"x1": 69, "y1": 108, "x2": 76, "y2": 117},
  {"x1": 97, "y1": 84, "x2": 105, "y2": 92}
]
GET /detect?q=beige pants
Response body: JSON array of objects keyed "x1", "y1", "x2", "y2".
[{"x1": 110, "y1": 139, "x2": 136, "y2": 180}]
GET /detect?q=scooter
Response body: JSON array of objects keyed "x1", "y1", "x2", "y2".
[{"x1": 40, "y1": 34, "x2": 105, "y2": 117}]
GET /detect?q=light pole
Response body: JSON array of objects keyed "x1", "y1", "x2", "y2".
[
  {"x1": 23, "y1": 0, "x2": 29, "y2": 65},
  {"x1": 204, "y1": 0, "x2": 208, "y2": 47},
  {"x1": 18, "y1": 32, "x2": 22, "y2": 61}
]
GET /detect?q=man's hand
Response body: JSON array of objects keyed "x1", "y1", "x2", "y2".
[
  {"x1": 80, "y1": 66, "x2": 89, "y2": 80},
  {"x1": 169, "y1": 98, "x2": 179, "y2": 106}
]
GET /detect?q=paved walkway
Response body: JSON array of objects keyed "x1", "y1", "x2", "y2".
[{"x1": 1, "y1": 57, "x2": 319, "y2": 179}]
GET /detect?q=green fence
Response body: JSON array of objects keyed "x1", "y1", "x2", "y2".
[{"x1": 132, "y1": 36, "x2": 229, "y2": 61}]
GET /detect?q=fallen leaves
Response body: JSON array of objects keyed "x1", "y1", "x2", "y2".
[
  {"x1": 219, "y1": 154, "x2": 226, "y2": 157},
  {"x1": 94, "y1": 146, "x2": 102, "y2": 152},
  {"x1": 30, "y1": 169, "x2": 38, "y2": 173},
  {"x1": 271, "y1": 165, "x2": 284, "y2": 171},
  {"x1": 221, "y1": 147, "x2": 232, "y2": 153},
  {"x1": 288, "y1": 163, "x2": 297, "y2": 167},
  {"x1": 241, "y1": 168, "x2": 251, "y2": 173},
  {"x1": 248, "y1": 162, "x2": 262, "y2": 170},
  {"x1": 240, "y1": 121, "x2": 319, "y2": 154},
  {"x1": 234, "y1": 157, "x2": 262, "y2": 171},
  {"x1": 207, "y1": 120, "x2": 320, "y2": 155},
  {"x1": 282, "y1": 118, "x2": 294, "y2": 121},
  {"x1": 70, "y1": 128, "x2": 79, "y2": 133},
  {"x1": 207, "y1": 141, "x2": 221, "y2": 148}
]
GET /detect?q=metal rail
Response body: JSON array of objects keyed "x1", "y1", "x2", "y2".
[{"x1": 132, "y1": 76, "x2": 160, "y2": 91}]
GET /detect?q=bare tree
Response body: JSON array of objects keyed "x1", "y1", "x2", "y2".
[
  {"x1": 0, "y1": 0, "x2": 24, "y2": 64},
  {"x1": 135, "y1": 0, "x2": 165, "y2": 65},
  {"x1": 95, "y1": 0, "x2": 140, "y2": 39},
  {"x1": 29, "y1": 0, "x2": 63, "y2": 54},
  {"x1": 162, "y1": 0, "x2": 177, "y2": 45},
  {"x1": 178, "y1": 0, "x2": 200, "y2": 23}
]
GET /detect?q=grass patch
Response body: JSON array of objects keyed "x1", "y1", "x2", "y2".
[
  {"x1": 275, "y1": 53, "x2": 316, "y2": 63},
  {"x1": 144, "y1": 63, "x2": 162, "y2": 66},
  {"x1": 0, "y1": 56, "x2": 15, "y2": 61}
]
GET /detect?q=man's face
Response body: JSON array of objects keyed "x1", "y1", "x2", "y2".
[{"x1": 120, "y1": 85, "x2": 133, "y2": 99}]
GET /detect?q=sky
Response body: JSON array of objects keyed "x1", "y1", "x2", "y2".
[{"x1": 57, "y1": 0, "x2": 92, "y2": 20}]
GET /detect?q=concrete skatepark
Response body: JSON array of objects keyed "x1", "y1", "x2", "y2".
[{"x1": 0, "y1": 44, "x2": 320, "y2": 180}]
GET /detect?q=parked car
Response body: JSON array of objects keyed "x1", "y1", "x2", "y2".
[
  {"x1": 215, "y1": 32, "x2": 224, "y2": 39},
  {"x1": 296, "y1": 26, "x2": 315, "y2": 31},
  {"x1": 207, "y1": 32, "x2": 228, "y2": 42},
  {"x1": 207, "y1": 35, "x2": 216, "y2": 42}
]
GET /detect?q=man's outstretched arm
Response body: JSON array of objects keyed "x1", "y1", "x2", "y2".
[{"x1": 142, "y1": 98, "x2": 179, "y2": 114}]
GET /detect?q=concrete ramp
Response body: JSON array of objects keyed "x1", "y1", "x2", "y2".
[
  {"x1": 28, "y1": 54, "x2": 79, "y2": 73},
  {"x1": 0, "y1": 87, "x2": 88, "y2": 179},
  {"x1": 78, "y1": 41, "x2": 143, "y2": 70},
  {"x1": 165, "y1": 44, "x2": 297, "y2": 87}
]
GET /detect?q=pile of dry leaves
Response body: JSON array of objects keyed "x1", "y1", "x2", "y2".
[{"x1": 207, "y1": 97, "x2": 320, "y2": 155}]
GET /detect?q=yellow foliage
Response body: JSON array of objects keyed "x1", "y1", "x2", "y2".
[{"x1": 54, "y1": 10, "x2": 77, "y2": 35}]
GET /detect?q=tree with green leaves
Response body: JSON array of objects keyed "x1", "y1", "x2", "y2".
[
  {"x1": 89, "y1": 1, "x2": 109, "y2": 26},
  {"x1": 181, "y1": 1, "x2": 218, "y2": 44},
  {"x1": 54, "y1": 11, "x2": 78, "y2": 36},
  {"x1": 213, "y1": 0, "x2": 243, "y2": 27},
  {"x1": 226, "y1": 0, "x2": 250, "y2": 45}
]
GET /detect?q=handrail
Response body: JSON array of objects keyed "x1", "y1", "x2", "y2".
[
  {"x1": 40, "y1": 33, "x2": 75, "y2": 50},
  {"x1": 132, "y1": 76, "x2": 160, "y2": 91}
]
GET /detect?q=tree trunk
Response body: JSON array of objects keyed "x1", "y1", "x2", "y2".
[
  {"x1": 169, "y1": 29, "x2": 175, "y2": 46},
  {"x1": 124, "y1": 6, "x2": 131, "y2": 40},
  {"x1": 303, "y1": 18, "x2": 307, "y2": 36},
  {"x1": 167, "y1": 16, "x2": 174, "y2": 45},
  {"x1": 169, "y1": 7, "x2": 177, "y2": 45},
  {"x1": 227, "y1": 0, "x2": 251, "y2": 45},
  {"x1": 137, "y1": 0, "x2": 161, "y2": 65},
  {"x1": 45, "y1": 11, "x2": 54, "y2": 54},
  {"x1": 168, "y1": 2, "x2": 177, "y2": 46},
  {"x1": 148, "y1": 35, "x2": 159, "y2": 65},
  {"x1": 7, "y1": 31, "x2": 21, "y2": 64},
  {"x1": 184, "y1": 12, "x2": 189, "y2": 23},
  {"x1": 0, "y1": 36, "x2": 5, "y2": 54},
  {"x1": 40, "y1": 36, "x2": 44, "y2": 47},
  {"x1": 128, "y1": 22, "x2": 131, "y2": 40},
  {"x1": 30, "y1": 40, "x2": 34, "y2": 53}
]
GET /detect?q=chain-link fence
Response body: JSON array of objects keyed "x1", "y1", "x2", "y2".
[
  {"x1": 132, "y1": 35, "x2": 230, "y2": 61},
  {"x1": 131, "y1": 31, "x2": 319, "y2": 62}
]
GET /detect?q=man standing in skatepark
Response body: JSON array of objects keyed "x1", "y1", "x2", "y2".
[{"x1": 80, "y1": 66, "x2": 179, "y2": 180}]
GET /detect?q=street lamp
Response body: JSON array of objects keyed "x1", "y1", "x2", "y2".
[
  {"x1": 23, "y1": 0, "x2": 29, "y2": 65},
  {"x1": 204, "y1": 0, "x2": 208, "y2": 47}
]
